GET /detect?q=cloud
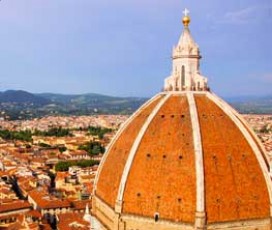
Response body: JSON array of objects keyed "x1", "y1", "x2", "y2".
[
  {"x1": 218, "y1": 4, "x2": 272, "y2": 25},
  {"x1": 223, "y1": 7, "x2": 254, "y2": 24}
]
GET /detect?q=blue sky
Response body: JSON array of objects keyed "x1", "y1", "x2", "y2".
[{"x1": 0, "y1": 0, "x2": 271, "y2": 97}]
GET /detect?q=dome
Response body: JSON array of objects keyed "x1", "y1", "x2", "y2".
[{"x1": 92, "y1": 10, "x2": 272, "y2": 230}]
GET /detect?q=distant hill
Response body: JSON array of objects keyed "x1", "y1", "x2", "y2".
[
  {"x1": 37, "y1": 92, "x2": 144, "y2": 105},
  {"x1": 225, "y1": 95, "x2": 272, "y2": 114},
  {"x1": 0, "y1": 90, "x2": 271, "y2": 120},
  {"x1": 0, "y1": 91, "x2": 148, "y2": 120},
  {"x1": 0, "y1": 90, "x2": 50, "y2": 105},
  {"x1": 37, "y1": 92, "x2": 147, "y2": 114},
  {"x1": 38, "y1": 92, "x2": 272, "y2": 114}
]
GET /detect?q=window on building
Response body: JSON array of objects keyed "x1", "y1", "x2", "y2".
[
  {"x1": 181, "y1": 66, "x2": 185, "y2": 88},
  {"x1": 154, "y1": 212, "x2": 160, "y2": 222}
]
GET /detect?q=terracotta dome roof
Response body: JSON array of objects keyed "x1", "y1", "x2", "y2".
[
  {"x1": 92, "y1": 92, "x2": 272, "y2": 229},
  {"x1": 92, "y1": 9, "x2": 272, "y2": 230}
]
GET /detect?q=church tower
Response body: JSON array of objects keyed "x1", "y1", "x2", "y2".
[{"x1": 164, "y1": 9, "x2": 208, "y2": 91}]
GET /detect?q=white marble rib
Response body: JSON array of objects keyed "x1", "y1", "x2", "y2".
[
  {"x1": 212, "y1": 92, "x2": 270, "y2": 165},
  {"x1": 187, "y1": 92, "x2": 205, "y2": 214},
  {"x1": 115, "y1": 93, "x2": 171, "y2": 210},
  {"x1": 207, "y1": 92, "x2": 272, "y2": 215},
  {"x1": 93, "y1": 93, "x2": 162, "y2": 192}
]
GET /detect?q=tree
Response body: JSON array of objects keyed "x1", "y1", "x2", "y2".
[
  {"x1": 34, "y1": 127, "x2": 72, "y2": 137},
  {"x1": 78, "y1": 141, "x2": 105, "y2": 156},
  {"x1": 55, "y1": 160, "x2": 99, "y2": 172},
  {"x1": 59, "y1": 146, "x2": 67, "y2": 153},
  {"x1": 88, "y1": 126, "x2": 112, "y2": 139},
  {"x1": 0, "y1": 129, "x2": 32, "y2": 142}
]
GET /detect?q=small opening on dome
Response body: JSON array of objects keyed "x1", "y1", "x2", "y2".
[
  {"x1": 137, "y1": 193, "x2": 141, "y2": 197},
  {"x1": 242, "y1": 153, "x2": 246, "y2": 159},
  {"x1": 216, "y1": 198, "x2": 220, "y2": 204},
  {"x1": 157, "y1": 195, "x2": 161, "y2": 199},
  {"x1": 161, "y1": 115, "x2": 165, "y2": 118},
  {"x1": 181, "y1": 115, "x2": 185, "y2": 118},
  {"x1": 182, "y1": 133, "x2": 185, "y2": 136},
  {"x1": 186, "y1": 143, "x2": 189, "y2": 146},
  {"x1": 154, "y1": 213, "x2": 159, "y2": 222},
  {"x1": 179, "y1": 155, "x2": 183, "y2": 160},
  {"x1": 178, "y1": 198, "x2": 182, "y2": 203},
  {"x1": 163, "y1": 155, "x2": 167, "y2": 159},
  {"x1": 171, "y1": 115, "x2": 175, "y2": 118},
  {"x1": 147, "y1": 153, "x2": 151, "y2": 158}
]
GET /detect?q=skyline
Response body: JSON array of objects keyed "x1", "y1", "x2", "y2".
[{"x1": 0, "y1": 0, "x2": 272, "y2": 98}]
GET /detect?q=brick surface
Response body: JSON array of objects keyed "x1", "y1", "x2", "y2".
[
  {"x1": 123, "y1": 95, "x2": 196, "y2": 223},
  {"x1": 96, "y1": 96, "x2": 163, "y2": 208},
  {"x1": 195, "y1": 95, "x2": 270, "y2": 223}
]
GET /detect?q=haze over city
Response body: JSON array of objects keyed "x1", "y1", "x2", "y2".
[{"x1": 0, "y1": 0, "x2": 271, "y2": 97}]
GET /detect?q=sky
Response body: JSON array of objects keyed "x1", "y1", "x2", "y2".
[{"x1": 0, "y1": 0, "x2": 271, "y2": 98}]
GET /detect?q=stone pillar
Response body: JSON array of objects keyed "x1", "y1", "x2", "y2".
[
  {"x1": 91, "y1": 197, "x2": 96, "y2": 216},
  {"x1": 113, "y1": 200, "x2": 123, "y2": 230},
  {"x1": 115, "y1": 200, "x2": 122, "y2": 214},
  {"x1": 270, "y1": 204, "x2": 272, "y2": 230},
  {"x1": 195, "y1": 211, "x2": 206, "y2": 230},
  {"x1": 268, "y1": 155, "x2": 272, "y2": 176}
]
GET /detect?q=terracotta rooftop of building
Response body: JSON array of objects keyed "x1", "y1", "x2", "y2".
[
  {"x1": 28, "y1": 189, "x2": 71, "y2": 209},
  {"x1": 0, "y1": 200, "x2": 31, "y2": 214},
  {"x1": 57, "y1": 213, "x2": 90, "y2": 230}
]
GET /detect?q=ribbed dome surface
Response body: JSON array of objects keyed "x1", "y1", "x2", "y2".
[{"x1": 93, "y1": 92, "x2": 272, "y2": 229}]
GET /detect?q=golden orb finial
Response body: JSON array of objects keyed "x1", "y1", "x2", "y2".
[{"x1": 182, "y1": 8, "x2": 191, "y2": 27}]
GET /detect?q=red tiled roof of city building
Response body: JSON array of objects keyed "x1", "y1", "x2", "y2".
[
  {"x1": 0, "y1": 200, "x2": 31, "y2": 214},
  {"x1": 57, "y1": 213, "x2": 90, "y2": 230},
  {"x1": 28, "y1": 189, "x2": 71, "y2": 209}
]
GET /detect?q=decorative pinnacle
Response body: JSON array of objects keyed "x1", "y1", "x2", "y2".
[{"x1": 182, "y1": 8, "x2": 191, "y2": 27}]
